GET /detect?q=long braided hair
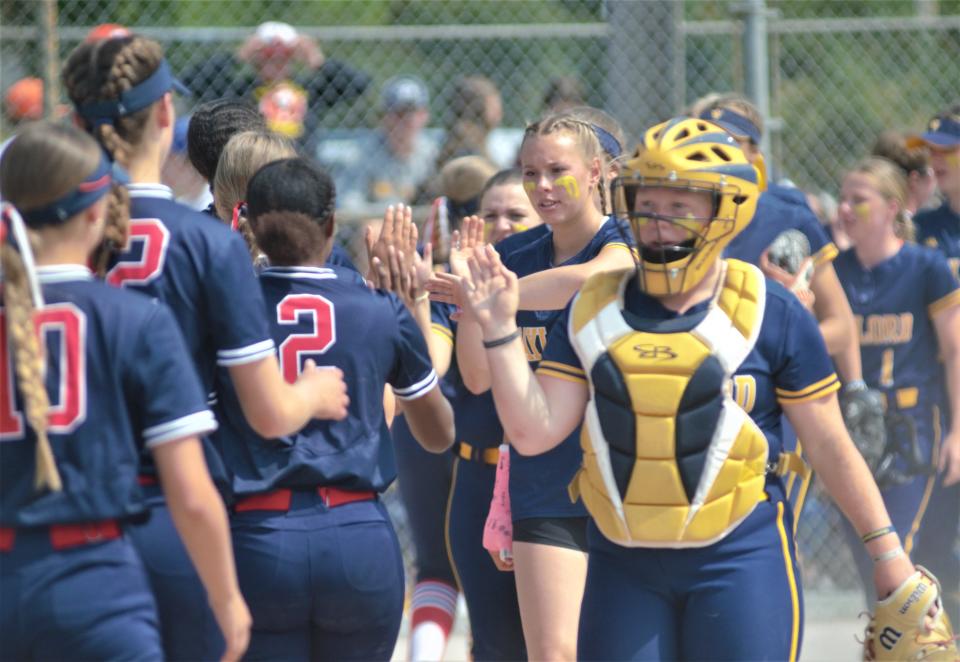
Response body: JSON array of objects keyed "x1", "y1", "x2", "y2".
[
  {"x1": 62, "y1": 35, "x2": 164, "y2": 274},
  {"x1": 1, "y1": 123, "x2": 106, "y2": 491}
]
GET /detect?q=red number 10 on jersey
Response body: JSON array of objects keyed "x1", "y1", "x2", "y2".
[{"x1": 0, "y1": 304, "x2": 86, "y2": 439}]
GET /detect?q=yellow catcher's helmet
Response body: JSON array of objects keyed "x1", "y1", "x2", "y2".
[{"x1": 612, "y1": 117, "x2": 764, "y2": 296}]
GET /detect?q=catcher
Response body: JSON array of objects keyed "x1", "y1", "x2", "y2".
[{"x1": 454, "y1": 117, "x2": 957, "y2": 660}]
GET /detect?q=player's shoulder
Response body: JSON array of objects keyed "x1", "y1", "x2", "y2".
[
  {"x1": 130, "y1": 185, "x2": 236, "y2": 240},
  {"x1": 597, "y1": 215, "x2": 634, "y2": 245},
  {"x1": 495, "y1": 224, "x2": 551, "y2": 259},
  {"x1": 914, "y1": 201, "x2": 957, "y2": 232},
  {"x1": 39, "y1": 266, "x2": 172, "y2": 328}
]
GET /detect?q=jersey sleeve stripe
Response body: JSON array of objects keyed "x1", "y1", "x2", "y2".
[
  {"x1": 604, "y1": 242, "x2": 633, "y2": 254},
  {"x1": 431, "y1": 323, "x2": 454, "y2": 344},
  {"x1": 393, "y1": 369, "x2": 439, "y2": 401},
  {"x1": 813, "y1": 242, "x2": 839, "y2": 267},
  {"x1": 537, "y1": 360, "x2": 585, "y2": 378},
  {"x1": 928, "y1": 288, "x2": 960, "y2": 317},
  {"x1": 144, "y1": 410, "x2": 218, "y2": 447},
  {"x1": 216, "y1": 339, "x2": 276, "y2": 366},
  {"x1": 536, "y1": 366, "x2": 588, "y2": 385},
  {"x1": 776, "y1": 374, "x2": 841, "y2": 404}
]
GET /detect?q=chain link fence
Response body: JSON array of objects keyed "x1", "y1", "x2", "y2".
[{"x1": 2, "y1": 0, "x2": 958, "y2": 593}]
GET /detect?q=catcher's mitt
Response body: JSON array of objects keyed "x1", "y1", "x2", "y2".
[
  {"x1": 863, "y1": 566, "x2": 959, "y2": 661},
  {"x1": 876, "y1": 411, "x2": 935, "y2": 488},
  {"x1": 840, "y1": 385, "x2": 887, "y2": 473}
]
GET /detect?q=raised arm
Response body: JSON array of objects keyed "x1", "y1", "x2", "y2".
[
  {"x1": 460, "y1": 245, "x2": 587, "y2": 454},
  {"x1": 517, "y1": 242, "x2": 635, "y2": 311}
]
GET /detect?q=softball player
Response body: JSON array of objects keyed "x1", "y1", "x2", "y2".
[
  {"x1": 834, "y1": 156, "x2": 960, "y2": 620},
  {"x1": 61, "y1": 35, "x2": 348, "y2": 661},
  {"x1": 691, "y1": 95, "x2": 867, "y2": 519},
  {"x1": 457, "y1": 118, "x2": 923, "y2": 661},
  {"x1": 212, "y1": 157, "x2": 453, "y2": 660},
  {"x1": 453, "y1": 113, "x2": 634, "y2": 661},
  {"x1": 909, "y1": 106, "x2": 960, "y2": 626},
  {"x1": 0, "y1": 122, "x2": 248, "y2": 661}
]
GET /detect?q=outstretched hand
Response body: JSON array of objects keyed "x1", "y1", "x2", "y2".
[
  {"x1": 427, "y1": 215, "x2": 486, "y2": 306},
  {"x1": 458, "y1": 245, "x2": 519, "y2": 336}
]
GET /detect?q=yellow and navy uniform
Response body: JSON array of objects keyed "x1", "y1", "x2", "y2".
[
  {"x1": 724, "y1": 183, "x2": 839, "y2": 516},
  {"x1": 503, "y1": 216, "x2": 633, "y2": 523},
  {"x1": 916, "y1": 200, "x2": 960, "y2": 278},
  {"x1": 537, "y1": 261, "x2": 839, "y2": 660},
  {"x1": 834, "y1": 242, "x2": 960, "y2": 615}
]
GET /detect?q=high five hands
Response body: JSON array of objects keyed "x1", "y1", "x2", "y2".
[{"x1": 365, "y1": 204, "x2": 433, "y2": 309}]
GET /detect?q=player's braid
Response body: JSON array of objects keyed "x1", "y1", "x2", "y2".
[
  {"x1": 236, "y1": 214, "x2": 262, "y2": 262},
  {"x1": 0, "y1": 241, "x2": 61, "y2": 492},
  {"x1": 894, "y1": 209, "x2": 916, "y2": 242},
  {"x1": 63, "y1": 37, "x2": 163, "y2": 275}
]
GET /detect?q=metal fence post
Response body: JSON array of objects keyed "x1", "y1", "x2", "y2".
[
  {"x1": 605, "y1": 0, "x2": 677, "y2": 144},
  {"x1": 740, "y1": 0, "x2": 772, "y2": 164},
  {"x1": 38, "y1": 0, "x2": 60, "y2": 119}
]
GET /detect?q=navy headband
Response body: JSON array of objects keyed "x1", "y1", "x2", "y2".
[
  {"x1": 19, "y1": 152, "x2": 128, "y2": 226},
  {"x1": 591, "y1": 124, "x2": 623, "y2": 159},
  {"x1": 700, "y1": 107, "x2": 762, "y2": 145},
  {"x1": 78, "y1": 59, "x2": 188, "y2": 125}
]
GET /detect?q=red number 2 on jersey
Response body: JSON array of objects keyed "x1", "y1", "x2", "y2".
[
  {"x1": 0, "y1": 304, "x2": 87, "y2": 439},
  {"x1": 276, "y1": 294, "x2": 336, "y2": 384},
  {"x1": 106, "y1": 218, "x2": 170, "y2": 287}
]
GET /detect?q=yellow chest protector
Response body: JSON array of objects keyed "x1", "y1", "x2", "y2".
[{"x1": 569, "y1": 259, "x2": 774, "y2": 548}]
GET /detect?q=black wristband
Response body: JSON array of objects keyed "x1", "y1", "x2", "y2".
[{"x1": 482, "y1": 328, "x2": 521, "y2": 349}]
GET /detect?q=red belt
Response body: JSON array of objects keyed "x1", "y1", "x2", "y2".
[
  {"x1": 137, "y1": 475, "x2": 158, "y2": 487},
  {"x1": 234, "y1": 487, "x2": 376, "y2": 513},
  {"x1": 0, "y1": 519, "x2": 121, "y2": 553}
]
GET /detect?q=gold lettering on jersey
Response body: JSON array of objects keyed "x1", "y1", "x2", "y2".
[
  {"x1": 522, "y1": 326, "x2": 547, "y2": 362},
  {"x1": 733, "y1": 375, "x2": 757, "y2": 413},
  {"x1": 856, "y1": 313, "x2": 914, "y2": 346}
]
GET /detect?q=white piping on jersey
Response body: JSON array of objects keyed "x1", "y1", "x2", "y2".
[
  {"x1": 127, "y1": 184, "x2": 174, "y2": 199},
  {"x1": 144, "y1": 409, "x2": 218, "y2": 448},
  {"x1": 35, "y1": 265, "x2": 94, "y2": 282},
  {"x1": 261, "y1": 266, "x2": 338, "y2": 280},
  {"x1": 216, "y1": 339, "x2": 276, "y2": 367},
  {"x1": 393, "y1": 369, "x2": 439, "y2": 401},
  {"x1": 570, "y1": 272, "x2": 634, "y2": 528}
]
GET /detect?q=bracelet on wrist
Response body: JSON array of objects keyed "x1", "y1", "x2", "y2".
[
  {"x1": 483, "y1": 328, "x2": 521, "y2": 349},
  {"x1": 861, "y1": 525, "x2": 896, "y2": 544},
  {"x1": 413, "y1": 291, "x2": 430, "y2": 304},
  {"x1": 872, "y1": 546, "x2": 904, "y2": 564}
]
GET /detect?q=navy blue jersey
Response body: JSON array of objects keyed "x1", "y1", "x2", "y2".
[
  {"x1": 494, "y1": 224, "x2": 551, "y2": 259},
  {"x1": 834, "y1": 243, "x2": 960, "y2": 400},
  {"x1": 0, "y1": 266, "x2": 216, "y2": 526},
  {"x1": 326, "y1": 243, "x2": 359, "y2": 273},
  {"x1": 725, "y1": 184, "x2": 838, "y2": 268},
  {"x1": 915, "y1": 201, "x2": 960, "y2": 277},
  {"x1": 504, "y1": 216, "x2": 632, "y2": 368},
  {"x1": 115, "y1": 185, "x2": 275, "y2": 393},
  {"x1": 213, "y1": 265, "x2": 437, "y2": 494},
  {"x1": 501, "y1": 216, "x2": 633, "y2": 519},
  {"x1": 430, "y1": 302, "x2": 505, "y2": 449},
  {"x1": 540, "y1": 269, "x2": 840, "y2": 463}
]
